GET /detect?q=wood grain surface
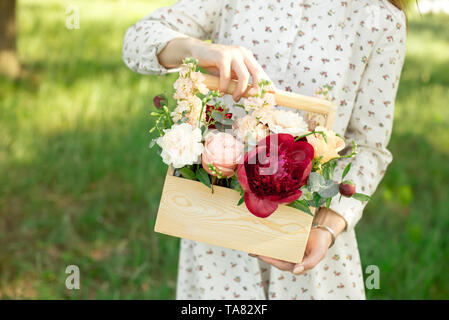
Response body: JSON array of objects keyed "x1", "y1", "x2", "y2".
[{"x1": 155, "y1": 170, "x2": 314, "y2": 263}]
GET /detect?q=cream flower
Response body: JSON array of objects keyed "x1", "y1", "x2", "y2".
[
  {"x1": 174, "y1": 66, "x2": 209, "y2": 99},
  {"x1": 259, "y1": 109, "x2": 309, "y2": 137},
  {"x1": 171, "y1": 95, "x2": 204, "y2": 127},
  {"x1": 242, "y1": 87, "x2": 276, "y2": 112},
  {"x1": 306, "y1": 126, "x2": 345, "y2": 163},
  {"x1": 173, "y1": 76, "x2": 194, "y2": 100},
  {"x1": 156, "y1": 123, "x2": 204, "y2": 169},
  {"x1": 190, "y1": 70, "x2": 209, "y2": 95},
  {"x1": 232, "y1": 114, "x2": 270, "y2": 146}
]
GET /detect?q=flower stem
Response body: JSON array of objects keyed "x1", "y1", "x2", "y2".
[{"x1": 295, "y1": 131, "x2": 327, "y2": 142}]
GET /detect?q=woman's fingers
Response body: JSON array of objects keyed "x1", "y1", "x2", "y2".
[
  {"x1": 293, "y1": 247, "x2": 326, "y2": 275},
  {"x1": 199, "y1": 45, "x2": 263, "y2": 100},
  {"x1": 231, "y1": 58, "x2": 250, "y2": 101},
  {"x1": 256, "y1": 255, "x2": 295, "y2": 272},
  {"x1": 243, "y1": 52, "x2": 262, "y2": 89},
  {"x1": 217, "y1": 56, "x2": 231, "y2": 95}
]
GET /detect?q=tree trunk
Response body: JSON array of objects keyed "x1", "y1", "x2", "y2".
[{"x1": 0, "y1": 0, "x2": 21, "y2": 78}]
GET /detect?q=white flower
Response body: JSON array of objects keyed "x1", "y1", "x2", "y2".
[
  {"x1": 242, "y1": 87, "x2": 276, "y2": 112},
  {"x1": 173, "y1": 76, "x2": 194, "y2": 100},
  {"x1": 156, "y1": 123, "x2": 204, "y2": 169},
  {"x1": 232, "y1": 114, "x2": 270, "y2": 146},
  {"x1": 173, "y1": 68, "x2": 209, "y2": 100},
  {"x1": 190, "y1": 71, "x2": 209, "y2": 95},
  {"x1": 171, "y1": 95, "x2": 205, "y2": 127},
  {"x1": 259, "y1": 108, "x2": 309, "y2": 137}
]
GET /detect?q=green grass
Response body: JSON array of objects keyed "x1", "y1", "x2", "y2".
[{"x1": 0, "y1": 0, "x2": 448, "y2": 299}]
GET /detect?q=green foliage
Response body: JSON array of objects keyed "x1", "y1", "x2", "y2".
[
  {"x1": 288, "y1": 200, "x2": 313, "y2": 216},
  {"x1": 195, "y1": 168, "x2": 211, "y2": 189},
  {"x1": 178, "y1": 167, "x2": 196, "y2": 181},
  {"x1": 0, "y1": 0, "x2": 448, "y2": 300}
]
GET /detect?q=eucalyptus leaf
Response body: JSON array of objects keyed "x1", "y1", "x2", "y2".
[
  {"x1": 318, "y1": 182, "x2": 339, "y2": 198},
  {"x1": 308, "y1": 172, "x2": 326, "y2": 192},
  {"x1": 299, "y1": 186, "x2": 314, "y2": 201},
  {"x1": 196, "y1": 168, "x2": 211, "y2": 189}
]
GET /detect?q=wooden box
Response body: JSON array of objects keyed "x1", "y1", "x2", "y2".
[{"x1": 154, "y1": 74, "x2": 337, "y2": 263}]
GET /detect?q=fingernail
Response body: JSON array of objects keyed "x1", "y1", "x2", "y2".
[{"x1": 293, "y1": 265, "x2": 304, "y2": 274}]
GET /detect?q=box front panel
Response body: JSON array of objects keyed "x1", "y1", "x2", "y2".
[{"x1": 155, "y1": 172, "x2": 313, "y2": 263}]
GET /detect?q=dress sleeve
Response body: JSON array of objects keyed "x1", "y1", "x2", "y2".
[
  {"x1": 328, "y1": 12, "x2": 407, "y2": 231},
  {"x1": 122, "y1": 0, "x2": 223, "y2": 75}
]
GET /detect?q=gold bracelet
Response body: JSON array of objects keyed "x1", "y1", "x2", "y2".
[{"x1": 312, "y1": 223, "x2": 336, "y2": 248}]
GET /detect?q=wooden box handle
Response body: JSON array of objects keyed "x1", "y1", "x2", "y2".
[{"x1": 202, "y1": 73, "x2": 337, "y2": 129}]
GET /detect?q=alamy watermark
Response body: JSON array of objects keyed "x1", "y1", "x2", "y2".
[
  {"x1": 65, "y1": 265, "x2": 80, "y2": 290},
  {"x1": 66, "y1": 4, "x2": 80, "y2": 30},
  {"x1": 365, "y1": 265, "x2": 380, "y2": 290}
]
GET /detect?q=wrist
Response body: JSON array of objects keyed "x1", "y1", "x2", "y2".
[
  {"x1": 159, "y1": 37, "x2": 198, "y2": 68},
  {"x1": 313, "y1": 208, "x2": 347, "y2": 237},
  {"x1": 185, "y1": 37, "x2": 207, "y2": 60}
]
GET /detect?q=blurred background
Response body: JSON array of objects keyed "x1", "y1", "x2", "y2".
[{"x1": 0, "y1": 0, "x2": 448, "y2": 299}]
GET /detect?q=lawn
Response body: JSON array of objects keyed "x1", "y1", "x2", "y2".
[{"x1": 0, "y1": 0, "x2": 448, "y2": 299}]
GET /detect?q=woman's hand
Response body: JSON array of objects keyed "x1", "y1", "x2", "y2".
[
  {"x1": 252, "y1": 208, "x2": 347, "y2": 275},
  {"x1": 158, "y1": 37, "x2": 265, "y2": 102}
]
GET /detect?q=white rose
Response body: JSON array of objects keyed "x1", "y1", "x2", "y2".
[
  {"x1": 260, "y1": 108, "x2": 309, "y2": 137},
  {"x1": 156, "y1": 123, "x2": 204, "y2": 169}
]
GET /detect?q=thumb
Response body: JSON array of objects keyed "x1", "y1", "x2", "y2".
[{"x1": 293, "y1": 247, "x2": 325, "y2": 275}]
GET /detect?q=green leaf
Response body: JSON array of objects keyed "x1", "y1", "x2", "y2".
[
  {"x1": 308, "y1": 172, "x2": 325, "y2": 191},
  {"x1": 352, "y1": 193, "x2": 371, "y2": 202},
  {"x1": 237, "y1": 194, "x2": 245, "y2": 206},
  {"x1": 288, "y1": 200, "x2": 313, "y2": 216},
  {"x1": 299, "y1": 186, "x2": 314, "y2": 201},
  {"x1": 318, "y1": 182, "x2": 339, "y2": 198},
  {"x1": 196, "y1": 168, "x2": 211, "y2": 188},
  {"x1": 178, "y1": 167, "x2": 197, "y2": 181},
  {"x1": 326, "y1": 198, "x2": 332, "y2": 208},
  {"x1": 342, "y1": 162, "x2": 352, "y2": 180},
  {"x1": 314, "y1": 193, "x2": 322, "y2": 207}
]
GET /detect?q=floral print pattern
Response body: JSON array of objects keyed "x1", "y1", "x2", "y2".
[{"x1": 123, "y1": 0, "x2": 407, "y2": 300}]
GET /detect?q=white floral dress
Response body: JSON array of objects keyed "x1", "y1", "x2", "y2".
[{"x1": 122, "y1": 0, "x2": 407, "y2": 300}]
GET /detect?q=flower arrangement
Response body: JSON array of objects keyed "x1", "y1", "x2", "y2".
[{"x1": 150, "y1": 58, "x2": 370, "y2": 218}]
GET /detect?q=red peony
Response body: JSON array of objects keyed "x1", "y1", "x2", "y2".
[{"x1": 237, "y1": 133, "x2": 314, "y2": 218}]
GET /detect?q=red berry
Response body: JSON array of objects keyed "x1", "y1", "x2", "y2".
[
  {"x1": 225, "y1": 113, "x2": 233, "y2": 119},
  {"x1": 153, "y1": 96, "x2": 165, "y2": 109},
  {"x1": 339, "y1": 181, "x2": 356, "y2": 197}
]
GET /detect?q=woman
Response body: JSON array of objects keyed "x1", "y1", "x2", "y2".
[{"x1": 122, "y1": 0, "x2": 407, "y2": 300}]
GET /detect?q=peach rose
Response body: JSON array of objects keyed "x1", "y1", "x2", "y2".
[
  {"x1": 306, "y1": 126, "x2": 345, "y2": 163},
  {"x1": 201, "y1": 131, "x2": 244, "y2": 178}
]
